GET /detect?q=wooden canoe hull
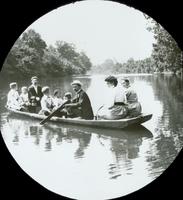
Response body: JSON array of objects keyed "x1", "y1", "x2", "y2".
[{"x1": 6, "y1": 108, "x2": 152, "y2": 129}]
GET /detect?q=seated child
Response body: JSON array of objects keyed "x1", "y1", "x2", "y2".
[
  {"x1": 39, "y1": 86, "x2": 55, "y2": 116},
  {"x1": 52, "y1": 89, "x2": 63, "y2": 108},
  {"x1": 63, "y1": 92, "x2": 72, "y2": 103},
  {"x1": 53, "y1": 92, "x2": 72, "y2": 118},
  {"x1": 7, "y1": 82, "x2": 23, "y2": 111},
  {"x1": 20, "y1": 86, "x2": 31, "y2": 111},
  {"x1": 62, "y1": 92, "x2": 74, "y2": 117}
]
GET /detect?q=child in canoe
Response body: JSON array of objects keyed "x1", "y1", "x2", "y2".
[
  {"x1": 39, "y1": 86, "x2": 55, "y2": 116},
  {"x1": 7, "y1": 82, "x2": 23, "y2": 111},
  {"x1": 52, "y1": 89, "x2": 63, "y2": 108},
  {"x1": 19, "y1": 86, "x2": 31, "y2": 111},
  {"x1": 52, "y1": 92, "x2": 73, "y2": 118}
]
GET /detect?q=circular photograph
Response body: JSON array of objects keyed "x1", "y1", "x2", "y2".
[{"x1": 0, "y1": 0, "x2": 182, "y2": 199}]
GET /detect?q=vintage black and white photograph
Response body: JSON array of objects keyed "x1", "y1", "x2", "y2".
[{"x1": 0, "y1": 0, "x2": 183, "y2": 199}]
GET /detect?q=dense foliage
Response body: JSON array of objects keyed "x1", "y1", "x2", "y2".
[
  {"x1": 90, "y1": 57, "x2": 155, "y2": 75},
  {"x1": 1, "y1": 29, "x2": 92, "y2": 79},
  {"x1": 147, "y1": 18, "x2": 182, "y2": 74}
]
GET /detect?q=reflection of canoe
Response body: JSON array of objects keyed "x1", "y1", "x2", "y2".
[
  {"x1": 45, "y1": 123, "x2": 153, "y2": 139},
  {"x1": 7, "y1": 108, "x2": 152, "y2": 129}
]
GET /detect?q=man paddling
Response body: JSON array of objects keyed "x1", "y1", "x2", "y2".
[{"x1": 64, "y1": 80, "x2": 94, "y2": 120}]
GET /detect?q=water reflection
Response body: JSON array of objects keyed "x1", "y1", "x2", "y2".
[{"x1": 2, "y1": 114, "x2": 154, "y2": 181}]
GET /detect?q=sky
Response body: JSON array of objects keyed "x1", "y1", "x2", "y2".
[{"x1": 27, "y1": 0, "x2": 155, "y2": 65}]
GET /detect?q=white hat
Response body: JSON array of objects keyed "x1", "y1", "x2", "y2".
[
  {"x1": 31, "y1": 76, "x2": 38, "y2": 81},
  {"x1": 64, "y1": 92, "x2": 72, "y2": 97},
  {"x1": 9, "y1": 82, "x2": 17, "y2": 88},
  {"x1": 71, "y1": 80, "x2": 82, "y2": 86},
  {"x1": 42, "y1": 86, "x2": 50, "y2": 93}
]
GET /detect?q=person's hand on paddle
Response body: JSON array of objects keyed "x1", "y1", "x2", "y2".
[
  {"x1": 52, "y1": 106, "x2": 58, "y2": 112},
  {"x1": 40, "y1": 100, "x2": 70, "y2": 125}
]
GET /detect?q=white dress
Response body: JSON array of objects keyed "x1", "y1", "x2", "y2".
[
  {"x1": 7, "y1": 90, "x2": 22, "y2": 110},
  {"x1": 98, "y1": 86, "x2": 127, "y2": 120}
]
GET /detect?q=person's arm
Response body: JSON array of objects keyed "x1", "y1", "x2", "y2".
[
  {"x1": 105, "y1": 89, "x2": 115, "y2": 109},
  {"x1": 65, "y1": 92, "x2": 85, "y2": 108},
  {"x1": 19, "y1": 95, "x2": 25, "y2": 106},
  {"x1": 6, "y1": 92, "x2": 11, "y2": 107}
]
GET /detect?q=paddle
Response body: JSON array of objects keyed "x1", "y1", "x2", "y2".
[{"x1": 40, "y1": 100, "x2": 69, "y2": 125}]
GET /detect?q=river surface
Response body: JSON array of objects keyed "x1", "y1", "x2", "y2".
[{"x1": 0, "y1": 74, "x2": 183, "y2": 200}]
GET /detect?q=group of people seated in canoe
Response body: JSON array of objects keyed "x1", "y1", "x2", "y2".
[{"x1": 6, "y1": 75, "x2": 142, "y2": 120}]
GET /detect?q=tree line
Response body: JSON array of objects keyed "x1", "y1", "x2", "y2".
[
  {"x1": 89, "y1": 57, "x2": 155, "y2": 75},
  {"x1": 1, "y1": 29, "x2": 92, "y2": 79},
  {"x1": 1, "y1": 18, "x2": 182, "y2": 78},
  {"x1": 90, "y1": 18, "x2": 182, "y2": 75}
]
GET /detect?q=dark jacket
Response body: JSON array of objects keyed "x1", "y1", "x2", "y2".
[
  {"x1": 28, "y1": 85, "x2": 43, "y2": 106},
  {"x1": 71, "y1": 89, "x2": 94, "y2": 120}
]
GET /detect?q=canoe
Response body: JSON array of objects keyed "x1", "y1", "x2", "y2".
[{"x1": 6, "y1": 108, "x2": 152, "y2": 129}]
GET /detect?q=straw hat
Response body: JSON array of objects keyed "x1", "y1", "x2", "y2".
[
  {"x1": 31, "y1": 76, "x2": 38, "y2": 81},
  {"x1": 9, "y1": 82, "x2": 17, "y2": 88},
  {"x1": 64, "y1": 92, "x2": 72, "y2": 97},
  {"x1": 71, "y1": 80, "x2": 83, "y2": 86},
  {"x1": 42, "y1": 86, "x2": 50, "y2": 93}
]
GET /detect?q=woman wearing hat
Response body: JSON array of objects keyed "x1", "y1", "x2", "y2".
[{"x1": 98, "y1": 76, "x2": 128, "y2": 120}]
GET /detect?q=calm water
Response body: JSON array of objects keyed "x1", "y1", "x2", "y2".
[{"x1": 0, "y1": 74, "x2": 183, "y2": 200}]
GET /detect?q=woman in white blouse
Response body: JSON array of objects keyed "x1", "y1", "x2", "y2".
[{"x1": 98, "y1": 76, "x2": 128, "y2": 120}]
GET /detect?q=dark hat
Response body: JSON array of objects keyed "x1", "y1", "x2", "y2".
[{"x1": 121, "y1": 77, "x2": 130, "y2": 83}]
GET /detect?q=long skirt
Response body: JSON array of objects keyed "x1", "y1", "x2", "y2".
[
  {"x1": 127, "y1": 102, "x2": 142, "y2": 117},
  {"x1": 98, "y1": 105, "x2": 127, "y2": 120}
]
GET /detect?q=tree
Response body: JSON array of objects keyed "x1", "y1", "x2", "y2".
[
  {"x1": 55, "y1": 41, "x2": 92, "y2": 75},
  {"x1": 147, "y1": 19, "x2": 182, "y2": 74},
  {"x1": 42, "y1": 45, "x2": 64, "y2": 75},
  {"x1": 1, "y1": 29, "x2": 92, "y2": 78}
]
